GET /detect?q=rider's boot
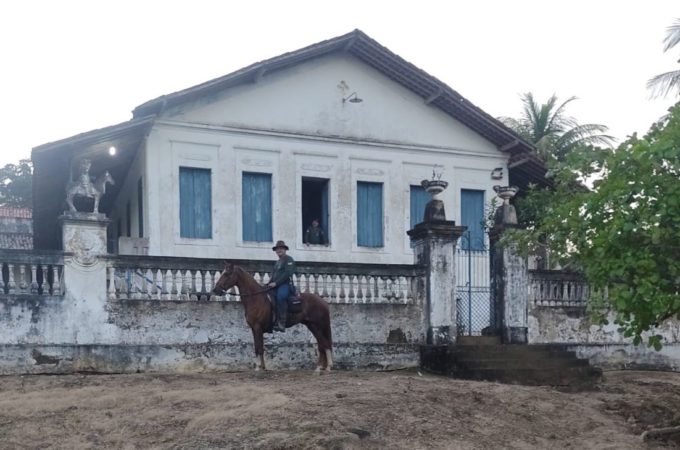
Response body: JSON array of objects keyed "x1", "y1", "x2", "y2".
[{"x1": 274, "y1": 299, "x2": 287, "y2": 332}]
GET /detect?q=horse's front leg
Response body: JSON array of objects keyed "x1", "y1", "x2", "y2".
[{"x1": 251, "y1": 326, "x2": 266, "y2": 371}]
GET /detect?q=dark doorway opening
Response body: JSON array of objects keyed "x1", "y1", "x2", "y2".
[{"x1": 301, "y1": 177, "x2": 330, "y2": 245}]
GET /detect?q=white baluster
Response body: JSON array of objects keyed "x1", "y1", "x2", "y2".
[
  {"x1": 30, "y1": 264, "x2": 39, "y2": 294},
  {"x1": 159, "y1": 269, "x2": 168, "y2": 300},
  {"x1": 188, "y1": 270, "x2": 196, "y2": 301},
  {"x1": 348, "y1": 276, "x2": 357, "y2": 303},
  {"x1": 40, "y1": 265, "x2": 49, "y2": 296},
  {"x1": 148, "y1": 269, "x2": 158, "y2": 299},
  {"x1": 311, "y1": 273, "x2": 319, "y2": 296},
  {"x1": 405, "y1": 276, "x2": 414, "y2": 303},
  {"x1": 181, "y1": 270, "x2": 191, "y2": 301},
  {"x1": 116, "y1": 268, "x2": 128, "y2": 299},
  {"x1": 338, "y1": 274, "x2": 346, "y2": 302},
  {"x1": 202, "y1": 270, "x2": 212, "y2": 299},
  {"x1": 328, "y1": 275, "x2": 336, "y2": 301},
  {"x1": 18, "y1": 264, "x2": 28, "y2": 293},
  {"x1": 146, "y1": 268, "x2": 155, "y2": 299},
  {"x1": 365, "y1": 276, "x2": 374, "y2": 302},
  {"x1": 107, "y1": 265, "x2": 117, "y2": 299},
  {"x1": 7, "y1": 264, "x2": 17, "y2": 294},
  {"x1": 399, "y1": 276, "x2": 407, "y2": 303},
  {"x1": 169, "y1": 270, "x2": 178, "y2": 299}
]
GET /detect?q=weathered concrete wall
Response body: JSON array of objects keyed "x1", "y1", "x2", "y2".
[
  {"x1": 0, "y1": 294, "x2": 425, "y2": 374},
  {"x1": 529, "y1": 305, "x2": 680, "y2": 371},
  {"x1": 569, "y1": 343, "x2": 680, "y2": 372}
]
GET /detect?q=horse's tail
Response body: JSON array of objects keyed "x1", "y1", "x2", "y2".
[{"x1": 323, "y1": 306, "x2": 333, "y2": 350}]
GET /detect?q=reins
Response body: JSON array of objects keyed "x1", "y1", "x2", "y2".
[{"x1": 223, "y1": 286, "x2": 273, "y2": 298}]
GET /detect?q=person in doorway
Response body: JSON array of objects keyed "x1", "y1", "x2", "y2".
[
  {"x1": 304, "y1": 218, "x2": 327, "y2": 246},
  {"x1": 268, "y1": 240, "x2": 296, "y2": 332}
]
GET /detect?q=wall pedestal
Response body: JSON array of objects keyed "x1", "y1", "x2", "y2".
[
  {"x1": 408, "y1": 221, "x2": 466, "y2": 345},
  {"x1": 490, "y1": 187, "x2": 528, "y2": 344}
]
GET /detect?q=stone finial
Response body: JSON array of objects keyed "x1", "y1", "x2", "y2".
[{"x1": 493, "y1": 185, "x2": 519, "y2": 226}]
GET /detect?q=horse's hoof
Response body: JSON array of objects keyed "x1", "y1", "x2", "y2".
[{"x1": 314, "y1": 367, "x2": 322, "y2": 375}]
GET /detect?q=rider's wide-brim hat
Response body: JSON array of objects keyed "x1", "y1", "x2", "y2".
[{"x1": 272, "y1": 240, "x2": 289, "y2": 251}]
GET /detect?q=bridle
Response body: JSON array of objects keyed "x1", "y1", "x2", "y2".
[{"x1": 215, "y1": 286, "x2": 273, "y2": 297}]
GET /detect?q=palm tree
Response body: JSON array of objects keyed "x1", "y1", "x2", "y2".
[
  {"x1": 501, "y1": 93, "x2": 614, "y2": 161},
  {"x1": 648, "y1": 18, "x2": 680, "y2": 98}
]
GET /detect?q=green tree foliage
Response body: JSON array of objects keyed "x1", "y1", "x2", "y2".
[
  {"x1": 648, "y1": 18, "x2": 680, "y2": 98},
  {"x1": 501, "y1": 92, "x2": 614, "y2": 161},
  {"x1": 508, "y1": 103, "x2": 680, "y2": 349},
  {"x1": 0, "y1": 159, "x2": 33, "y2": 208}
]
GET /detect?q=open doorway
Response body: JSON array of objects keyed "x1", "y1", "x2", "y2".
[{"x1": 301, "y1": 177, "x2": 330, "y2": 245}]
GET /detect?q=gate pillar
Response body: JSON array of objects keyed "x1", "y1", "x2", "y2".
[
  {"x1": 407, "y1": 176, "x2": 466, "y2": 345},
  {"x1": 489, "y1": 186, "x2": 528, "y2": 344}
]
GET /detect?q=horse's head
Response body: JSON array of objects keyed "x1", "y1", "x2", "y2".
[{"x1": 212, "y1": 262, "x2": 239, "y2": 296}]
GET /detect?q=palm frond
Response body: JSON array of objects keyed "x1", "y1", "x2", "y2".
[
  {"x1": 647, "y1": 70, "x2": 680, "y2": 98},
  {"x1": 557, "y1": 124, "x2": 615, "y2": 149},
  {"x1": 663, "y1": 18, "x2": 680, "y2": 52}
]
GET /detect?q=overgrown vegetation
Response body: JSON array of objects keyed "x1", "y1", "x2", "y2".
[
  {"x1": 506, "y1": 103, "x2": 680, "y2": 349},
  {"x1": 0, "y1": 159, "x2": 32, "y2": 208}
]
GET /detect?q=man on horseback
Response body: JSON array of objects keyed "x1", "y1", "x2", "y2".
[{"x1": 268, "y1": 240, "x2": 296, "y2": 332}]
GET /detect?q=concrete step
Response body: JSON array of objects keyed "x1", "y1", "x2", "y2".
[
  {"x1": 450, "y1": 357, "x2": 590, "y2": 370},
  {"x1": 451, "y1": 343, "x2": 575, "y2": 353},
  {"x1": 456, "y1": 336, "x2": 501, "y2": 346},
  {"x1": 451, "y1": 366, "x2": 602, "y2": 387},
  {"x1": 420, "y1": 343, "x2": 602, "y2": 388}
]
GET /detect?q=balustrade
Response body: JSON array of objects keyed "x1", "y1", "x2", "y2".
[
  {"x1": 529, "y1": 270, "x2": 589, "y2": 307},
  {"x1": 106, "y1": 256, "x2": 424, "y2": 305},
  {"x1": 0, "y1": 251, "x2": 64, "y2": 296}
]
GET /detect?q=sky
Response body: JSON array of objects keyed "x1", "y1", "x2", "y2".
[{"x1": 0, "y1": 1, "x2": 678, "y2": 166}]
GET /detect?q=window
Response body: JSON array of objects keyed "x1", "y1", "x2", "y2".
[
  {"x1": 302, "y1": 177, "x2": 329, "y2": 245},
  {"x1": 409, "y1": 185, "x2": 430, "y2": 228},
  {"x1": 137, "y1": 177, "x2": 144, "y2": 238},
  {"x1": 179, "y1": 167, "x2": 212, "y2": 239},
  {"x1": 242, "y1": 172, "x2": 272, "y2": 242},
  {"x1": 357, "y1": 181, "x2": 383, "y2": 247},
  {"x1": 460, "y1": 189, "x2": 485, "y2": 251}
]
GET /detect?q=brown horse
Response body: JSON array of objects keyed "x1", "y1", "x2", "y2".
[{"x1": 212, "y1": 262, "x2": 333, "y2": 372}]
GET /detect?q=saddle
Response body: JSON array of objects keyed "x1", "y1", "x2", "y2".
[{"x1": 265, "y1": 288, "x2": 302, "y2": 333}]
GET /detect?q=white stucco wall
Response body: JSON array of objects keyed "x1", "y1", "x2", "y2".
[{"x1": 120, "y1": 53, "x2": 508, "y2": 263}]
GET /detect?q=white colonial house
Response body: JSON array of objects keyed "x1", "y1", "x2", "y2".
[
  {"x1": 6, "y1": 30, "x2": 677, "y2": 376},
  {"x1": 31, "y1": 30, "x2": 545, "y2": 265}
]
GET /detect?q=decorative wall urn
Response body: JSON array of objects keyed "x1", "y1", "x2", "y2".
[
  {"x1": 493, "y1": 185, "x2": 519, "y2": 226},
  {"x1": 421, "y1": 178, "x2": 449, "y2": 222}
]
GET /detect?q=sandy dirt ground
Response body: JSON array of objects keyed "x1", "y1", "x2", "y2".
[{"x1": 0, "y1": 369, "x2": 679, "y2": 449}]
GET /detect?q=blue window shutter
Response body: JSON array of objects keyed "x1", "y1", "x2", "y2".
[
  {"x1": 461, "y1": 189, "x2": 485, "y2": 250},
  {"x1": 192, "y1": 169, "x2": 212, "y2": 239},
  {"x1": 357, "y1": 182, "x2": 383, "y2": 247},
  {"x1": 180, "y1": 167, "x2": 212, "y2": 239},
  {"x1": 410, "y1": 185, "x2": 430, "y2": 228},
  {"x1": 242, "y1": 172, "x2": 273, "y2": 242}
]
